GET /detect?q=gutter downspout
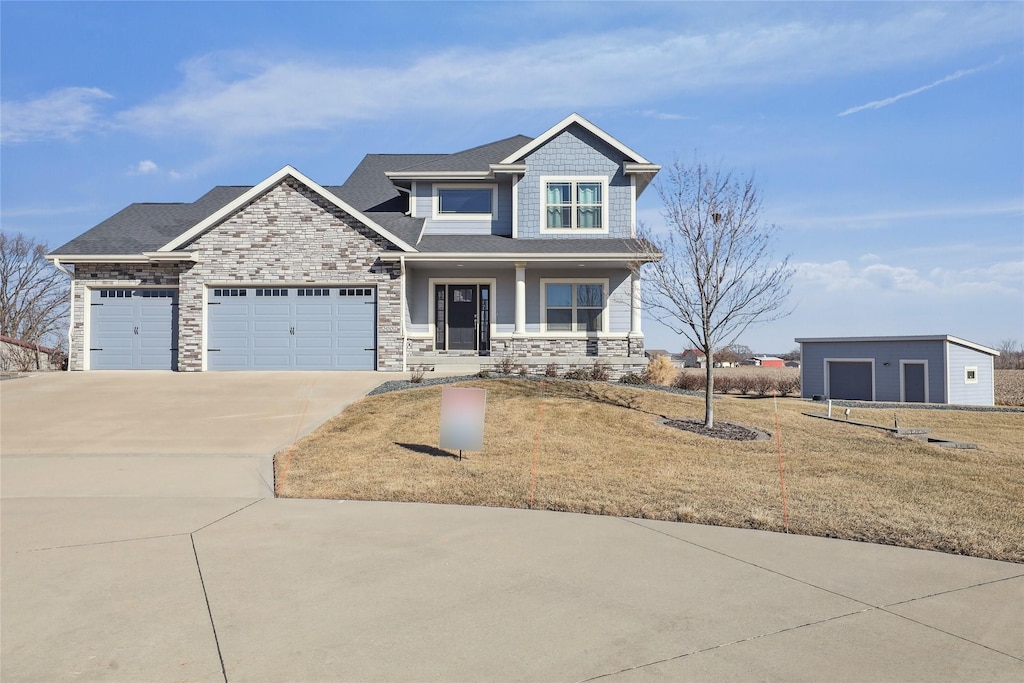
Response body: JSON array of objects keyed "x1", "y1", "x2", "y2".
[
  {"x1": 52, "y1": 258, "x2": 74, "y2": 370},
  {"x1": 400, "y1": 255, "x2": 407, "y2": 372}
]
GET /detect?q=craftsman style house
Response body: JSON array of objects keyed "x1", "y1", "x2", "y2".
[{"x1": 48, "y1": 114, "x2": 661, "y2": 375}]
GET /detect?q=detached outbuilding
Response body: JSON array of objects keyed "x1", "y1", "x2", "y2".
[{"x1": 796, "y1": 335, "x2": 999, "y2": 406}]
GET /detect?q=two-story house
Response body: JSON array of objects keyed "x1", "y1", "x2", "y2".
[{"x1": 47, "y1": 114, "x2": 661, "y2": 376}]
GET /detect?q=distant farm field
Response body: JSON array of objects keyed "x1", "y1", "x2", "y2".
[{"x1": 995, "y1": 370, "x2": 1024, "y2": 406}]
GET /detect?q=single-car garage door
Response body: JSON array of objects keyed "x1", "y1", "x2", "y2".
[
  {"x1": 827, "y1": 361, "x2": 873, "y2": 401},
  {"x1": 90, "y1": 288, "x2": 178, "y2": 369},
  {"x1": 207, "y1": 286, "x2": 376, "y2": 370}
]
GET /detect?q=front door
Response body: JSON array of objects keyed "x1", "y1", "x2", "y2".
[{"x1": 448, "y1": 286, "x2": 477, "y2": 350}]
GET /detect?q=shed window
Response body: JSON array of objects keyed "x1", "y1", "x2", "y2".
[{"x1": 965, "y1": 366, "x2": 978, "y2": 384}]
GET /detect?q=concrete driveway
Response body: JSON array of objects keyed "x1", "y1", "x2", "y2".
[
  {"x1": 1, "y1": 370, "x2": 386, "y2": 497},
  {"x1": 2, "y1": 372, "x2": 1023, "y2": 682}
]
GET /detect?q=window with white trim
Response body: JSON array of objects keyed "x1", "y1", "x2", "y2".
[
  {"x1": 543, "y1": 281, "x2": 606, "y2": 332},
  {"x1": 432, "y1": 184, "x2": 495, "y2": 220},
  {"x1": 542, "y1": 176, "x2": 606, "y2": 231},
  {"x1": 964, "y1": 366, "x2": 978, "y2": 384}
]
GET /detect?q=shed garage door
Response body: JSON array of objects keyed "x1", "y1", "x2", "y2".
[
  {"x1": 90, "y1": 288, "x2": 178, "y2": 369},
  {"x1": 828, "y1": 361, "x2": 873, "y2": 401},
  {"x1": 207, "y1": 286, "x2": 376, "y2": 370}
]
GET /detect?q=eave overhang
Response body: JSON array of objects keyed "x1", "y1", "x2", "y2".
[
  {"x1": 45, "y1": 252, "x2": 198, "y2": 264},
  {"x1": 380, "y1": 251, "x2": 662, "y2": 264}
]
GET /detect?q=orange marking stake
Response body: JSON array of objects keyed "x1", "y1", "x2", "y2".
[{"x1": 774, "y1": 390, "x2": 790, "y2": 532}]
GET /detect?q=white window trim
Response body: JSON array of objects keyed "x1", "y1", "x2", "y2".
[
  {"x1": 539, "y1": 175, "x2": 609, "y2": 234},
  {"x1": 432, "y1": 184, "x2": 497, "y2": 221},
  {"x1": 425, "y1": 278, "x2": 498, "y2": 346},
  {"x1": 899, "y1": 359, "x2": 929, "y2": 403},
  {"x1": 540, "y1": 278, "x2": 609, "y2": 334},
  {"x1": 964, "y1": 365, "x2": 979, "y2": 384}
]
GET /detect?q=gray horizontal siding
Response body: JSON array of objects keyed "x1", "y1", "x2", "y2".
[
  {"x1": 417, "y1": 180, "x2": 513, "y2": 237},
  {"x1": 801, "y1": 340, "x2": 947, "y2": 402},
  {"x1": 946, "y1": 342, "x2": 995, "y2": 405}
]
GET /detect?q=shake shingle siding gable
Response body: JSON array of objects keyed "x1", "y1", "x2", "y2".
[{"x1": 517, "y1": 125, "x2": 632, "y2": 239}]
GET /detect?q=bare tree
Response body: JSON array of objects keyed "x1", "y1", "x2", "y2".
[
  {"x1": 639, "y1": 159, "x2": 794, "y2": 428},
  {"x1": 996, "y1": 339, "x2": 1022, "y2": 370},
  {"x1": 0, "y1": 232, "x2": 69, "y2": 365}
]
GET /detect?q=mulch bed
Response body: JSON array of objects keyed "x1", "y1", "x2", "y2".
[{"x1": 662, "y1": 418, "x2": 770, "y2": 441}]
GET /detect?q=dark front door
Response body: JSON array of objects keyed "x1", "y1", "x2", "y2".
[{"x1": 448, "y1": 286, "x2": 477, "y2": 350}]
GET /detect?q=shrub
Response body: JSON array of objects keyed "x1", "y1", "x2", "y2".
[
  {"x1": 545, "y1": 363, "x2": 559, "y2": 378},
  {"x1": 751, "y1": 374, "x2": 777, "y2": 397},
  {"x1": 642, "y1": 355, "x2": 678, "y2": 386},
  {"x1": 498, "y1": 356, "x2": 517, "y2": 374},
  {"x1": 618, "y1": 372, "x2": 644, "y2": 385},
  {"x1": 410, "y1": 369, "x2": 425, "y2": 384},
  {"x1": 563, "y1": 368, "x2": 592, "y2": 381},
  {"x1": 673, "y1": 371, "x2": 705, "y2": 392},
  {"x1": 777, "y1": 376, "x2": 801, "y2": 397},
  {"x1": 475, "y1": 369, "x2": 491, "y2": 379},
  {"x1": 517, "y1": 365, "x2": 529, "y2": 377},
  {"x1": 713, "y1": 374, "x2": 735, "y2": 394},
  {"x1": 590, "y1": 360, "x2": 611, "y2": 381}
]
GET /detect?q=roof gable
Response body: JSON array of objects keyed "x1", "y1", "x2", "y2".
[
  {"x1": 160, "y1": 165, "x2": 417, "y2": 253},
  {"x1": 499, "y1": 113, "x2": 651, "y2": 165}
]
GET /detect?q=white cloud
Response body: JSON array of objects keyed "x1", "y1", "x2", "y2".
[
  {"x1": 0, "y1": 87, "x2": 113, "y2": 144},
  {"x1": 794, "y1": 258, "x2": 1022, "y2": 296},
  {"x1": 838, "y1": 59, "x2": 1003, "y2": 117},
  {"x1": 134, "y1": 160, "x2": 158, "y2": 174},
  {"x1": 110, "y1": 4, "x2": 1018, "y2": 142},
  {"x1": 779, "y1": 200, "x2": 1024, "y2": 232}
]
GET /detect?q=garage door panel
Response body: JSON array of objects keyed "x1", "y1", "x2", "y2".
[
  {"x1": 829, "y1": 362, "x2": 873, "y2": 401},
  {"x1": 90, "y1": 289, "x2": 177, "y2": 370},
  {"x1": 207, "y1": 286, "x2": 376, "y2": 370}
]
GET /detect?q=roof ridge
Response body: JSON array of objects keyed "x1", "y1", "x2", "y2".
[{"x1": 395, "y1": 135, "x2": 531, "y2": 171}]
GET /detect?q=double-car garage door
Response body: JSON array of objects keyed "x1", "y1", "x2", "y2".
[
  {"x1": 207, "y1": 286, "x2": 376, "y2": 370},
  {"x1": 89, "y1": 286, "x2": 376, "y2": 370}
]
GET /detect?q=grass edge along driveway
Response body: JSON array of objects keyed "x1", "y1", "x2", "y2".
[{"x1": 275, "y1": 379, "x2": 1024, "y2": 563}]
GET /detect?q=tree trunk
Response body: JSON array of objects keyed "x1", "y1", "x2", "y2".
[{"x1": 704, "y1": 350, "x2": 715, "y2": 428}]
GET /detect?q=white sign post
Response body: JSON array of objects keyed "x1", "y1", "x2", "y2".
[{"x1": 439, "y1": 386, "x2": 486, "y2": 459}]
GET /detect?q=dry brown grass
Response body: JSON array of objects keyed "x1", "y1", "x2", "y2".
[{"x1": 276, "y1": 379, "x2": 1024, "y2": 562}]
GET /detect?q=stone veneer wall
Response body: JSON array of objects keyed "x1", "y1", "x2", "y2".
[
  {"x1": 177, "y1": 178, "x2": 403, "y2": 371},
  {"x1": 68, "y1": 263, "x2": 183, "y2": 371},
  {"x1": 413, "y1": 336, "x2": 644, "y2": 358}
]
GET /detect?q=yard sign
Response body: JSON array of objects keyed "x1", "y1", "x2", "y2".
[{"x1": 439, "y1": 386, "x2": 487, "y2": 454}]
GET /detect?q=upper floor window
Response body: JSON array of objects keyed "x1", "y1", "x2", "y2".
[
  {"x1": 541, "y1": 176, "x2": 607, "y2": 233},
  {"x1": 433, "y1": 184, "x2": 495, "y2": 220}
]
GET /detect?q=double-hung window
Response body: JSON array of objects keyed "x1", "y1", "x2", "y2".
[
  {"x1": 543, "y1": 281, "x2": 606, "y2": 332},
  {"x1": 542, "y1": 176, "x2": 607, "y2": 232}
]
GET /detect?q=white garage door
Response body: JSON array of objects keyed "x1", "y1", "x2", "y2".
[
  {"x1": 206, "y1": 286, "x2": 376, "y2": 370},
  {"x1": 89, "y1": 289, "x2": 178, "y2": 370}
]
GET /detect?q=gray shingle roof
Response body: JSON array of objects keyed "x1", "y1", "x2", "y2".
[
  {"x1": 50, "y1": 129, "x2": 647, "y2": 258},
  {"x1": 390, "y1": 136, "x2": 533, "y2": 173},
  {"x1": 50, "y1": 187, "x2": 251, "y2": 255}
]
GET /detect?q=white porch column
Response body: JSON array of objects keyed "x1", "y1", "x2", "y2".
[
  {"x1": 514, "y1": 262, "x2": 527, "y2": 335},
  {"x1": 630, "y1": 269, "x2": 643, "y2": 335}
]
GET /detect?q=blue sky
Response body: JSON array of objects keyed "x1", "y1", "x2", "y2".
[{"x1": 2, "y1": 1, "x2": 1021, "y2": 354}]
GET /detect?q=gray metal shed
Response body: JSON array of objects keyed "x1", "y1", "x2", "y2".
[{"x1": 796, "y1": 335, "x2": 999, "y2": 406}]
